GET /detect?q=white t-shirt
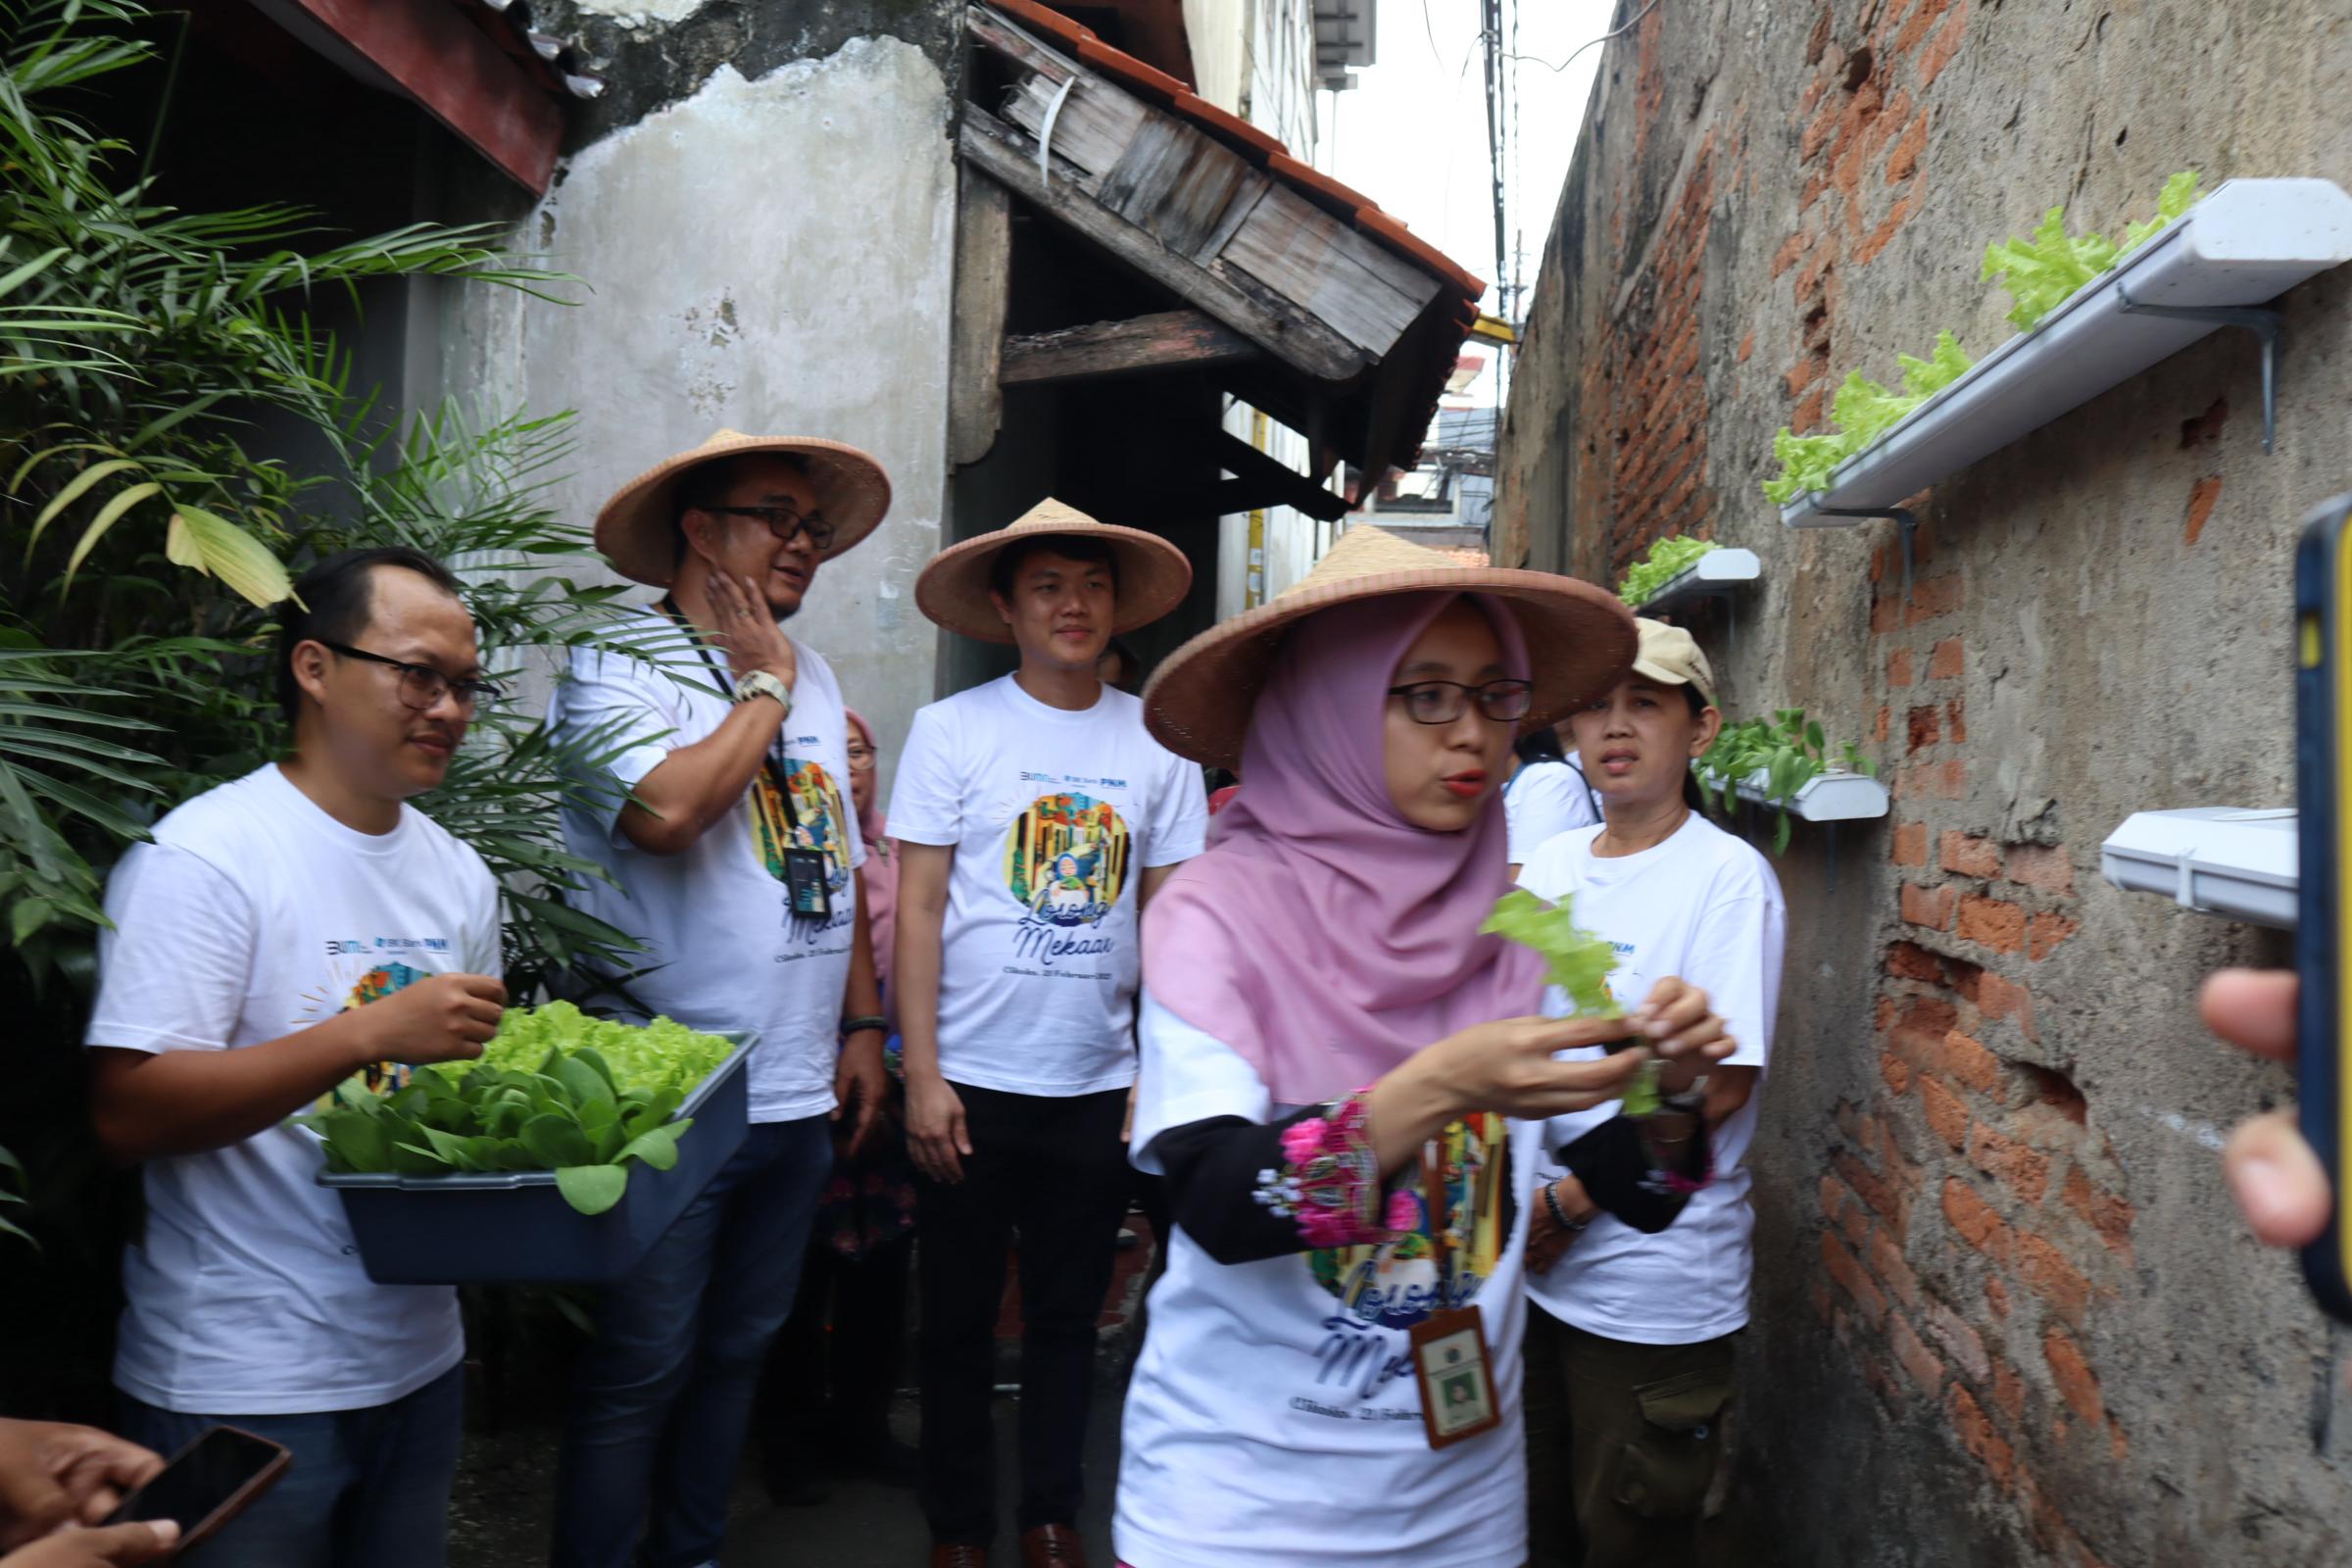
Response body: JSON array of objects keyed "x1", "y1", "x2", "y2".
[
  {"x1": 549, "y1": 611, "x2": 864, "y2": 1123},
  {"x1": 1504, "y1": 756, "x2": 1598, "y2": 864},
  {"x1": 85, "y1": 765, "x2": 498, "y2": 1415},
  {"x1": 1517, "y1": 814, "x2": 1786, "y2": 1344},
  {"x1": 1116, "y1": 994, "x2": 1529, "y2": 1568},
  {"x1": 886, "y1": 677, "x2": 1205, "y2": 1097}
]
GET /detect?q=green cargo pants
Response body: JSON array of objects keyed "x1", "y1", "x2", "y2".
[{"x1": 1523, "y1": 1306, "x2": 1737, "y2": 1568}]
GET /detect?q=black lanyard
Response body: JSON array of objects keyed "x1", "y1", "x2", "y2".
[{"x1": 657, "y1": 596, "x2": 799, "y2": 828}]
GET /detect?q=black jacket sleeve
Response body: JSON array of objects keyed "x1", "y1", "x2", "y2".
[{"x1": 1146, "y1": 1107, "x2": 1343, "y2": 1266}]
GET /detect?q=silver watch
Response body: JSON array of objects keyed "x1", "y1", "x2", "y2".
[{"x1": 734, "y1": 669, "x2": 791, "y2": 715}]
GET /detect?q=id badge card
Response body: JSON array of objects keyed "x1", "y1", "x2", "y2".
[
  {"x1": 784, "y1": 847, "x2": 832, "y2": 920},
  {"x1": 1409, "y1": 1302, "x2": 1500, "y2": 1448}
]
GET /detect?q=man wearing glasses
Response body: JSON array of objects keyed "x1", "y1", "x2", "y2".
[
  {"x1": 544, "y1": 432, "x2": 895, "y2": 1568},
  {"x1": 87, "y1": 546, "x2": 508, "y2": 1567}
]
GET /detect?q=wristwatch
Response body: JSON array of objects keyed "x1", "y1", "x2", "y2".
[{"x1": 733, "y1": 669, "x2": 791, "y2": 715}]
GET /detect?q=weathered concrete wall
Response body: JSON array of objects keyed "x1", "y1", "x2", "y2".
[
  {"x1": 439, "y1": 10, "x2": 959, "y2": 794},
  {"x1": 1496, "y1": 3, "x2": 2352, "y2": 1563}
]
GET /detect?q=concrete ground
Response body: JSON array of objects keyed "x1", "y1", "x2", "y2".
[{"x1": 449, "y1": 1221, "x2": 1153, "y2": 1567}]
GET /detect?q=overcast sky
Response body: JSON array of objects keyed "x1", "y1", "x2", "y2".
[{"x1": 1321, "y1": 0, "x2": 1621, "y2": 403}]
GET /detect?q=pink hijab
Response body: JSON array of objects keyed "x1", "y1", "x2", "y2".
[
  {"x1": 846, "y1": 709, "x2": 898, "y2": 1002},
  {"x1": 1140, "y1": 593, "x2": 1546, "y2": 1105}
]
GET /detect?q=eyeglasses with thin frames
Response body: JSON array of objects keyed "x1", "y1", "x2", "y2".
[
  {"x1": 1386, "y1": 679, "x2": 1535, "y2": 726},
  {"x1": 700, "y1": 504, "x2": 835, "y2": 555},
  {"x1": 324, "y1": 642, "x2": 507, "y2": 712}
]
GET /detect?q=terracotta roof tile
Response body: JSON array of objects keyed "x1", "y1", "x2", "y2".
[
  {"x1": 1355, "y1": 208, "x2": 1489, "y2": 300},
  {"x1": 1078, "y1": 34, "x2": 1187, "y2": 104},
  {"x1": 991, "y1": 0, "x2": 1095, "y2": 49},
  {"x1": 1172, "y1": 90, "x2": 1283, "y2": 162}
]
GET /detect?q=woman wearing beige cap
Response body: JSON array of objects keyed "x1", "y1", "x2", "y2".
[
  {"x1": 1517, "y1": 618, "x2": 1787, "y2": 1568},
  {"x1": 1114, "y1": 530, "x2": 1734, "y2": 1568}
]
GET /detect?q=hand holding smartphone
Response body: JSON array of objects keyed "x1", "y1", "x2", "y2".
[
  {"x1": 2293, "y1": 491, "x2": 2352, "y2": 1320},
  {"x1": 101, "y1": 1427, "x2": 288, "y2": 1561}
]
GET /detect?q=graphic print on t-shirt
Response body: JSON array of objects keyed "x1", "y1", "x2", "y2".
[
  {"x1": 751, "y1": 758, "x2": 853, "y2": 896},
  {"x1": 1306, "y1": 1115, "x2": 1514, "y2": 1398},
  {"x1": 299, "y1": 936, "x2": 456, "y2": 1106},
  {"x1": 1005, "y1": 791, "x2": 1132, "y2": 929}
]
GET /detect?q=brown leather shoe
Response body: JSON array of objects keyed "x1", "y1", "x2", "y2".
[
  {"x1": 1020, "y1": 1524, "x2": 1087, "y2": 1567},
  {"x1": 929, "y1": 1546, "x2": 988, "y2": 1568}
]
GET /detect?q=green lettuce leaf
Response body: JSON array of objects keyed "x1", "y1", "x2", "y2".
[
  {"x1": 2121, "y1": 170, "x2": 2203, "y2": 255},
  {"x1": 1616, "y1": 536, "x2": 1720, "y2": 607},
  {"x1": 1896, "y1": 329, "x2": 1973, "y2": 399},
  {"x1": 1482, "y1": 890, "x2": 1623, "y2": 1019}
]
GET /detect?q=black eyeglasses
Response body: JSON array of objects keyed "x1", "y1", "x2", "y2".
[
  {"x1": 701, "y1": 503, "x2": 834, "y2": 554},
  {"x1": 324, "y1": 643, "x2": 507, "y2": 712},
  {"x1": 1387, "y1": 679, "x2": 1535, "y2": 726}
]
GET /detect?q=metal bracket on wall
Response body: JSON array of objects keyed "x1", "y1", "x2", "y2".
[
  {"x1": 2116, "y1": 285, "x2": 2285, "y2": 454},
  {"x1": 1813, "y1": 506, "x2": 1920, "y2": 602}
]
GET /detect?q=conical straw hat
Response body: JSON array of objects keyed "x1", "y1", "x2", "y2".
[
  {"x1": 914, "y1": 498, "x2": 1194, "y2": 644},
  {"x1": 1140, "y1": 524, "x2": 1636, "y2": 769},
  {"x1": 594, "y1": 428, "x2": 893, "y2": 587}
]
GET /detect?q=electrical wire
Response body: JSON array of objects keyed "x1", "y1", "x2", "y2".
[{"x1": 1505, "y1": 0, "x2": 1663, "y2": 74}]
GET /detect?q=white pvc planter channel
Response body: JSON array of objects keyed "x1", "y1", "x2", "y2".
[
  {"x1": 2100, "y1": 807, "x2": 2296, "y2": 929},
  {"x1": 1704, "y1": 766, "x2": 1889, "y2": 822},
  {"x1": 1636, "y1": 548, "x2": 1761, "y2": 617},
  {"x1": 1782, "y1": 178, "x2": 2352, "y2": 529}
]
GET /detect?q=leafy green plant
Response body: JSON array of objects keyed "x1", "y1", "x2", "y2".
[
  {"x1": 1483, "y1": 891, "x2": 1661, "y2": 1114},
  {"x1": 1617, "y1": 537, "x2": 1719, "y2": 607},
  {"x1": 1984, "y1": 171, "x2": 2203, "y2": 330},
  {"x1": 1760, "y1": 171, "x2": 2204, "y2": 506},
  {"x1": 303, "y1": 1023, "x2": 732, "y2": 1216},
  {"x1": 1761, "y1": 331, "x2": 1975, "y2": 504},
  {"x1": 1696, "y1": 708, "x2": 1876, "y2": 854},
  {"x1": 437, "y1": 1003, "x2": 734, "y2": 1100},
  {"x1": 0, "y1": 0, "x2": 662, "y2": 1003},
  {"x1": 1484, "y1": 890, "x2": 1622, "y2": 1017}
]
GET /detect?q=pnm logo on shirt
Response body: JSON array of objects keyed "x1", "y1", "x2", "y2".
[{"x1": 300, "y1": 956, "x2": 438, "y2": 1108}]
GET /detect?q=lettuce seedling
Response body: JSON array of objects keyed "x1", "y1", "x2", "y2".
[
  {"x1": 1483, "y1": 891, "x2": 1661, "y2": 1114},
  {"x1": 1617, "y1": 536, "x2": 1719, "y2": 607}
]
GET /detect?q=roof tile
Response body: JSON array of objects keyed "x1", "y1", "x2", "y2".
[
  {"x1": 1171, "y1": 90, "x2": 1284, "y2": 162},
  {"x1": 1078, "y1": 34, "x2": 1187, "y2": 103},
  {"x1": 990, "y1": 0, "x2": 1095, "y2": 49}
]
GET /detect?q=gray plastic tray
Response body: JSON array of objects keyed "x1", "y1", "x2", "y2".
[{"x1": 318, "y1": 1032, "x2": 754, "y2": 1285}]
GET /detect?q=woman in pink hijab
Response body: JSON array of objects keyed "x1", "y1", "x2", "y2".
[{"x1": 1112, "y1": 531, "x2": 1734, "y2": 1568}]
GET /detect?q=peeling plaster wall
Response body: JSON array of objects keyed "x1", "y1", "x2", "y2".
[
  {"x1": 1495, "y1": 3, "x2": 2352, "y2": 1564},
  {"x1": 442, "y1": 31, "x2": 957, "y2": 794}
]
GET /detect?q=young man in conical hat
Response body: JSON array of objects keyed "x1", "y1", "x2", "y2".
[
  {"x1": 891, "y1": 501, "x2": 1208, "y2": 1568},
  {"x1": 543, "y1": 430, "x2": 895, "y2": 1568}
]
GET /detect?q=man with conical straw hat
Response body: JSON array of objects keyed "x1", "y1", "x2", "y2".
[
  {"x1": 544, "y1": 429, "x2": 895, "y2": 1568},
  {"x1": 889, "y1": 499, "x2": 1208, "y2": 1568}
]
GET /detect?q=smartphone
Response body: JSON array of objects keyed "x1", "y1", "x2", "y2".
[
  {"x1": 2294, "y1": 491, "x2": 2352, "y2": 1321},
  {"x1": 106, "y1": 1425, "x2": 291, "y2": 1557}
]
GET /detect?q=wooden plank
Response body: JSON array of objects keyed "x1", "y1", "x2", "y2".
[
  {"x1": 1096, "y1": 114, "x2": 1253, "y2": 256},
  {"x1": 1002, "y1": 69, "x2": 1149, "y2": 182},
  {"x1": 1213, "y1": 430, "x2": 1352, "y2": 521},
  {"x1": 958, "y1": 104, "x2": 1369, "y2": 384},
  {"x1": 1001, "y1": 310, "x2": 1261, "y2": 386},
  {"x1": 949, "y1": 170, "x2": 1014, "y2": 467},
  {"x1": 973, "y1": 4, "x2": 1148, "y2": 183},
  {"x1": 1217, "y1": 182, "x2": 1444, "y2": 358}
]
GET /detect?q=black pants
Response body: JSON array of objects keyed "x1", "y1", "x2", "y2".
[
  {"x1": 916, "y1": 1082, "x2": 1131, "y2": 1545},
  {"x1": 757, "y1": 1228, "x2": 912, "y2": 1476}
]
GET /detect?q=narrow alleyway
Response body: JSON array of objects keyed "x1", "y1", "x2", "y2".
[{"x1": 448, "y1": 1220, "x2": 1157, "y2": 1566}]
